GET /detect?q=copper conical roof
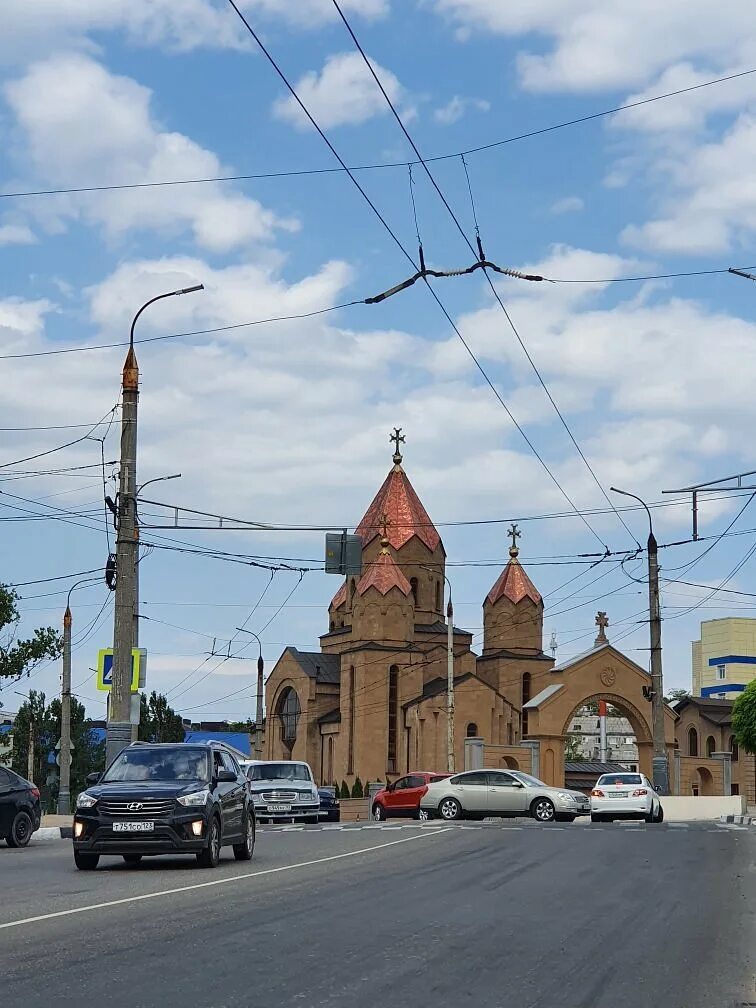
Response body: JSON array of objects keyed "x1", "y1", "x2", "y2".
[
  {"x1": 486, "y1": 555, "x2": 542, "y2": 606},
  {"x1": 355, "y1": 464, "x2": 441, "y2": 553},
  {"x1": 355, "y1": 547, "x2": 412, "y2": 597}
]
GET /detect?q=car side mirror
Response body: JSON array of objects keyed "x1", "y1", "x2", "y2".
[
  {"x1": 86, "y1": 772, "x2": 101, "y2": 786},
  {"x1": 386, "y1": 782, "x2": 395, "y2": 792},
  {"x1": 217, "y1": 769, "x2": 236, "y2": 783}
]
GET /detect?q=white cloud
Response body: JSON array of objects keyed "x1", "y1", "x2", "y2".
[
  {"x1": 433, "y1": 95, "x2": 490, "y2": 125},
  {"x1": 240, "y1": 0, "x2": 389, "y2": 27},
  {"x1": 550, "y1": 196, "x2": 584, "y2": 215},
  {"x1": 4, "y1": 54, "x2": 294, "y2": 252},
  {"x1": 622, "y1": 113, "x2": 756, "y2": 253},
  {"x1": 431, "y1": 0, "x2": 756, "y2": 93},
  {"x1": 273, "y1": 51, "x2": 411, "y2": 130},
  {"x1": 0, "y1": 224, "x2": 36, "y2": 245}
]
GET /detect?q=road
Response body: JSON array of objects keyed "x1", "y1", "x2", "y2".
[{"x1": 2, "y1": 821, "x2": 755, "y2": 1007}]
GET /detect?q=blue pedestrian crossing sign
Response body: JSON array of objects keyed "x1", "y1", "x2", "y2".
[{"x1": 96, "y1": 649, "x2": 141, "y2": 692}]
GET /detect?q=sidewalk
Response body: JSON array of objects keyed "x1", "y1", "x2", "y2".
[{"x1": 38, "y1": 814, "x2": 73, "y2": 840}]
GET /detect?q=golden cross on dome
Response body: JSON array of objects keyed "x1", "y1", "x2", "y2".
[
  {"x1": 507, "y1": 522, "x2": 521, "y2": 557},
  {"x1": 390, "y1": 426, "x2": 405, "y2": 464},
  {"x1": 379, "y1": 512, "x2": 392, "y2": 548}
]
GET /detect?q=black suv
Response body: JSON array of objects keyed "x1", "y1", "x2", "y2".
[{"x1": 72, "y1": 741, "x2": 254, "y2": 870}]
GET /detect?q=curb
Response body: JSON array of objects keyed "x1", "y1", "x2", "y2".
[
  {"x1": 35, "y1": 827, "x2": 72, "y2": 841},
  {"x1": 718, "y1": 814, "x2": 754, "y2": 825}
]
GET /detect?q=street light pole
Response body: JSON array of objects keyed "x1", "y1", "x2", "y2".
[
  {"x1": 106, "y1": 285, "x2": 202, "y2": 768},
  {"x1": 59, "y1": 576, "x2": 99, "y2": 814},
  {"x1": 611, "y1": 487, "x2": 669, "y2": 794},
  {"x1": 235, "y1": 628, "x2": 265, "y2": 759},
  {"x1": 446, "y1": 586, "x2": 455, "y2": 774}
]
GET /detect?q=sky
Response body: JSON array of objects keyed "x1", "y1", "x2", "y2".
[{"x1": 2, "y1": 0, "x2": 756, "y2": 724}]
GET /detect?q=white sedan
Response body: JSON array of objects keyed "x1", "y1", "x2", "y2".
[{"x1": 590, "y1": 772, "x2": 663, "y2": 823}]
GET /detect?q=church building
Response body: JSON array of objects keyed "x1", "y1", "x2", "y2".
[{"x1": 264, "y1": 432, "x2": 555, "y2": 786}]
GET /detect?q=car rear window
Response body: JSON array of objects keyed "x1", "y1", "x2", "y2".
[{"x1": 598, "y1": 774, "x2": 642, "y2": 785}]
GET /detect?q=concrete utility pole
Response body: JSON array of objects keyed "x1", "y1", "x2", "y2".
[
  {"x1": 611, "y1": 488, "x2": 669, "y2": 794},
  {"x1": 446, "y1": 591, "x2": 455, "y2": 774},
  {"x1": 106, "y1": 284, "x2": 203, "y2": 768},
  {"x1": 235, "y1": 627, "x2": 265, "y2": 758},
  {"x1": 58, "y1": 577, "x2": 98, "y2": 813}
]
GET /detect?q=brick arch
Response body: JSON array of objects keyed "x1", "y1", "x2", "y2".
[{"x1": 559, "y1": 692, "x2": 653, "y2": 746}]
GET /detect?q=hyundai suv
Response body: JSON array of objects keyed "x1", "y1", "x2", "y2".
[{"x1": 72, "y1": 742, "x2": 254, "y2": 870}]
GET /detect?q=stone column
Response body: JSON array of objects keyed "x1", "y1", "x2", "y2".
[
  {"x1": 519, "y1": 739, "x2": 541, "y2": 780},
  {"x1": 674, "y1": 751, "x2": 681, "y2": 795},
  {"x1": 465, "y1": 737, "x2": 484, "y2": 771},
  {"x1": 711, "y1": 752, "x2": 732, "y2": 795}
]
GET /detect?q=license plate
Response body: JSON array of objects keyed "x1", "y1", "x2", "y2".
[
  {"x1": 612, "y1": 792, "x2": 628, "y2": 798},
  {"x1": 268, "y1": 804, "x2": 291, "y2": 813},
  {"x1": 113, "y1": 821, "x2": 155, "y2": 832}
]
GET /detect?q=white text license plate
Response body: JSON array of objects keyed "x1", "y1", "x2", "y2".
[
  {"x1": 612, "y1": 792, "x2": 628, "y2": 798},
  {"x1": 268, "y1": 804, "x2": 291, "y2": 813},
  {"x1": 113, "y1": 821, "x2": 155, "y2": 832}
]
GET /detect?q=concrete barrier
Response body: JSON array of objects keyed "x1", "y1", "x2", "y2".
[{"x1": 660, "y1": 795, "x2": 746, "y2": 821}]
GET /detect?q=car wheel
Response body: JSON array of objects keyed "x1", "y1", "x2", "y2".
[
  {"x1": 74, "y1": 851, "x2": 100, "y2": 871},
  {"x1": 197, "y1": 817, "x2": 221, "y2": 868},
  {"x1": 655, "y1": 803, "x2": 664, "y2": 823},
  {"x1": 372, "y1": 804, "x2": 386, "y2": 822},
  {"x1": 439, "y1": 798, "x2": 462, "y2": 821},
  {"x1": 531, "y1": 798, "x2": 556, "y2": 823},
  {"x1": 417, "y1": 808, "x2": 431, "y2": 821},
  {"x1": 122, "y1": 854, "x2": 142, "y2": 865},
  {"x1": 304, "y1": 815, "x2": 320, "y2": 825},
  {"x1": 6, "y1": 810, "x2": 33, "y2": 848},
  {"x1": 590, "y1": 813, "x2": 604, "y2": 823},
  {"x1": 645, "y1": 808, "x2": 655, "y2": 823},
  {"x1": 233, "y1": 813, "x2": 255, "y2": 861}
]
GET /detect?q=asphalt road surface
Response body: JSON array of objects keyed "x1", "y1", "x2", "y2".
[{"x1": 2, "y1": 821, "x2": 755, "y2": 1008}]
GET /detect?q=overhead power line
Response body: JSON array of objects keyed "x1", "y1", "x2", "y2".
[
  {"x1": 331, "y1": 0, "x2": 638, "y2": 550},
  {"x1": 2, "y1": 67, "x2": 754, "y2": 200}
]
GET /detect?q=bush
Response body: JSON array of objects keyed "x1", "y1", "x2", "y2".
[
  {"x1": 339, "y1": 780, "x2": 350, "y2": 800},
  {"x1": 351, "y1": 776, "x2": 364, "y2": 798}
]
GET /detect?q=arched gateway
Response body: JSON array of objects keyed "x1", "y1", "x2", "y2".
[{"x1": 522, "y1": 643, "x2": 677, "y2": 787}]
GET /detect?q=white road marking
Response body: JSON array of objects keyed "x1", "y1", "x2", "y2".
[{"x1": 0, "y1": 829, "x2": 452, "y2": 932}]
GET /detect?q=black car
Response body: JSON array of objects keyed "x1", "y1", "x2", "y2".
[
  {"x1": 318, "y1": 787, "x2": 340, "y2": 823},
  {"x1": 0, "y1": 766, "x2": 41, "y2": 847},
  {"x1": 72, "y1": 741, "x2": 254, "y2": 870}
]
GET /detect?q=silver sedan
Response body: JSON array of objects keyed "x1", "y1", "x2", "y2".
[{"x1": 420, "y1": 769, "x2": 591, "y2": 823}]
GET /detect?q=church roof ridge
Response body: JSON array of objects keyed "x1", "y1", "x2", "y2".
[{"x1": 355, "y1": 548, "x2": 412, "y2": 597}]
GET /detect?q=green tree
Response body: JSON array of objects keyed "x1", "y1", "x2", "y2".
[
  {"x1": 339, "y1": 780, "x2": 350, "y2": 800},
  {"x1": 732, "y1": 679, "x2": 756, "y2": 754},
  {"x1": 11, "y1": 692, "x2": 106, "y2": 807},
  {"x1": 226, "y1": 719, "x2": 255, "y2": 733},
  {"x1": 664, "y1": 688, "x2": 690, "y2": 704},
  {"x1": 564, "y1": 732, "x2": 583, "y2": 761},
  {"x1": 138, "y1": 691, "x2": 185, "y2": 743},
  {"x1": 0, "y1": 585, "x2": 61, "y2": 682},
  {"x1": 351, "y1": 776, "x2": 364, "y2": 798}
]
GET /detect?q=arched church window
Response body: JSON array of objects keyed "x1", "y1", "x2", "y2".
[
  {"x1": 387, "y1": 665, "x2": 399, "y2": 772},
  {"x1": 347, "y1": 667, "x2": 355, "y2": 774},
  {"x1": 521, "y1": 672, "x2": 531, "y2": 737},
  {"x1": 436, "y1": 581, "x2": 442, "y2": 612},
  {"x1": 410, "y1": 577, "x2": 419, "y2": 606},
  {"x1": 277, "y1": 687, "x2": 301, "y2": 751},
  {"x1": 466, "y1": 722, "x2": 478, "y2": 738},
  {"x1": 687, "y1": 726, "x2": 698, "y2": 757},
  {"x1": 706, "y1": 735, "x2": 716, "y2": 758}
]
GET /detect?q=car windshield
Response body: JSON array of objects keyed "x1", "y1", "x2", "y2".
[
  {"x1": 510, "y1": 772, "x2": 546, "y2": 787},
  {"x1": 101, "y1": 747, "x2": 210, "y2": 783},
  {"x1": 248, "y1": 762, "x2": 312, "y2": 782},
  {"x1": 598, "y1": 774, "x2": 642, "y2": 785}
]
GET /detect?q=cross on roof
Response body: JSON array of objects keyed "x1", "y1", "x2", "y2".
[
  {"x1": 379, "y1": 512, "x2": 392, "y2": 544},
  {"x1": 595, "y1": 610, "x2": 609, "y2": 645},
  {"x1": 507, "y1": 522, "x2": 521, "y2": 557},
  {"x1": 390, "y1": 426, "x2": 405, "y2": 464}
]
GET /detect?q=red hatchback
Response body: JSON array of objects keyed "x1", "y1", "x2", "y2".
[{"x1": 372, "y1": 772, "x2": 450, "y2": 821}]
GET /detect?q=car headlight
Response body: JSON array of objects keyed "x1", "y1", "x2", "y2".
[
  {"x1": 177, "y1": 788, "x2": 210, "y2": 807},
  {"x1": 311, "y1": 790, "x2": 320, "y2": 803},
  {"x1": 76, "y1": 791, "x2": 97, "y2": 808},
  {"x1": 251, "y1": 793, "x2": 264, "y2": 804},
  {"x1": 557, "y1": 792, "x2": 576, "y2": 802}
]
